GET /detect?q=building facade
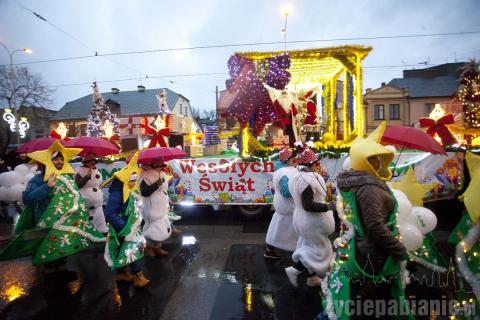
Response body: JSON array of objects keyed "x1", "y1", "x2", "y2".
[{"x1": 364, "y1": 62, "x2": 464, "y2": 132}]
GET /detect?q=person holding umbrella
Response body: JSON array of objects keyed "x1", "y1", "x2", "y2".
[
  {"x1": 75, "y1": 153, "x2": 108, "y2": 233},
  {"x1": 139, "y1": 158, "x2": 173, "y2": 257}
]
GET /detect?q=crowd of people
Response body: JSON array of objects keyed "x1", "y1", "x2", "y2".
[{"x1": 1, "y1": 144, "x2": 180, "y2": 289}]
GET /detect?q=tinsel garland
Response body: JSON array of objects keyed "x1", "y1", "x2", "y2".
[
  {"x1": 53, "y1": 175, "x2": 106, "y2": 242},
  {"x1": 408, "y1": 252, "x2": 448, "y2": 273},
  {"x1": 456, "y1": 221, "x2": 480, "y2": 301}
]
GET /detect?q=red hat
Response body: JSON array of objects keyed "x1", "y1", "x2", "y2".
[
  {"x1": 297, "y1": 148, "x2": 319, "y2": 165},
  {"x1": 279, "y1": 148, "x2": 293, "y2": 163}
]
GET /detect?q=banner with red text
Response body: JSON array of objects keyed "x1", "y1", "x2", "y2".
[{"x1": 167, "y1": 158, "x2": 275, "y2": 205}]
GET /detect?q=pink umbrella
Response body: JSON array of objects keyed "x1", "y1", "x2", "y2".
[
  {"x1": 17, "y1": 137, "x2": 58, "y2": 154},
  {"x1": 63, "y1": 136, "x2": 119, "y2": 157},
  {"x1": 138, "y1": 147, "x2": 187, "y2": 164},
  {"x1": 381, "y1": 126, "x2": 447, "y2": 155}
]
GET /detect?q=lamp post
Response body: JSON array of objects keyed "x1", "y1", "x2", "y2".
[
  {"x1": 0, "y1": 40, "x2": 31, "y2": 145},
  {"x1": 281, "y1": 3, "x2": 292, "y2": 51}
]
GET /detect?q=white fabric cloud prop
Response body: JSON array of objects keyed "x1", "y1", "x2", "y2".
[{"x1": 410, "y1": 207, "x2": 437, "y2": 235}]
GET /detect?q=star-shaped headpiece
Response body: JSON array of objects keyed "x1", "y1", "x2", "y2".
[
  {"x1": 28, "y1": 140, "x2": 82, "y2": 181},
  {"x1": 113, "y1": 151, "x2": 140, "y2": 202},
  {"x1": 459, "y1": 152, "x2": 480, "y2": 223}
]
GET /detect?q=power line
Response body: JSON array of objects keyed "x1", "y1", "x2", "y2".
[
  {"x1": 5, "y1": 30, "x2": 480, "y2": 67},
  {"x1": 11, "y1": 0, "x2": 145, "y2": 76}
]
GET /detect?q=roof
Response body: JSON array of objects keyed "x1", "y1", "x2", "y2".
[
  {"x1": 387, "y1": 76, "x2": 459, "y2": 98},
  {"x1": 54, "y1": 88, "x2": 183, "y2": 120}
]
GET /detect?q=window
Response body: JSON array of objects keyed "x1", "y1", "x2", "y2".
[
  {"x1": 180, "y1": 104, "x2": 183, "y2": 115},
  {"x1": 374, "y1": 105, "x2": 385, "y2": 120},
  {"x1": 425, "y1": 103, "x2": 435, "y2": 115},
  {"x1": 389, "y1": 104, "x2": 401, "y2": 120}
]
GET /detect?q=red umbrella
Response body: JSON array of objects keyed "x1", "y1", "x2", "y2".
[
  {"x1": 17, "y1": 137, "x2": 58, "y2": 154},
  {"x1": 138, "y1": 147, "x2": 187, "y2": 164},
  {"x1": 381, "y1": 126, "x2": 447, "y2": 155},
  {"x1": 64, "y1": 136, "x2": 119, "y2": 157}
]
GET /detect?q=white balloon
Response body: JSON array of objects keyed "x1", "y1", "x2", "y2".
[
  {"x1": 399, "y1": 223, "x2": 423, "y2": 251},
  {"x1": 411, "y1": 207, "x2": 437, "y2": 235},
  {"x1": 385, "y1": 145, "x2": 397, "y2": 153},
  {"x1": 342, "y1": 157, "x2": 352, "y2": 171},
  {"x1": 23, "y1": 173, "x2": 35, "y2": 185},
  {"x1": 14, "y1": 164, "x2": 30, "y2": 176},
  {"x1": 0, "y1": 171, "x2": 23, "y2": 187},
  {"x1": 9, "y1": 184, "x2": 26, "y2": 202},
  {"x1": 0, "y1": 186, "x2": 8, "y2": 201},
  {"x1": 29, "y1": 164, "x2": 38, "y2": 173},
  {"x1": 395, "y1": 194, "x2": 413, "y2": 222}
]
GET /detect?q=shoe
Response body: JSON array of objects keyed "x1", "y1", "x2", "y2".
[
  {"x1": 171, "y1": 228, "x2": 182, "y2": 238},
  {"x1": 115, "y1": 271, "x2": 135, "y2": 282},
  {"x1": 263, "y1": 248, "x2": 281, "y2": 260},
  {"x1": 133, "y1": 271, "x2": 150, "y2": 287},
  {"x1": 153, "y1": 245, "x2": 169, "y2": 256},
  {"x1": 306, "y1": 275, "x2": 323, "y2": 287},
  {"x1": 144, "y1": 246, "x2": 156, "y2": 257},
  {"x1": 285, "y1": 267, "x2": 300, "y2": 288},
  {"x1": 168, "y1": 211, "x2": 182, "y2": 222}
]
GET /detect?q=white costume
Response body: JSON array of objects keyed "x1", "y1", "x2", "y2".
[
  {"x1": 75, "y1": 166, "x2": 108, "y2": 233},
  {"x1": 265, "y1": 166, "x2": 299, "y2": 251},
  {"x1": 140, "y1": 169, "x2": 172, "y2": 242},
  {"x1": 289, "y1": 168, "x2": 335, "y2": 276}
]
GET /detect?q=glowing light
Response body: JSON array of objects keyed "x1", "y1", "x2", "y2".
[
  {"x1": 281, "y1": 2, "x2": 292, "y2": 16},
  {"x1": 3, "y1": 108, "x2": 16, "y2": 132},
  {"x1": 23, "y1": 48, "x2": 32, "y2": 54},
  {"x1": 103, "y1": 120, "x2": 114, "y2": 139},
  {"x1": 182, "y1": 236, "x2": 197, "y2": 245},
  {"x1": 153, "y1": 115, "x2": 166, "y2": 131},
  {"x1": 18, "y1": 117, "x2": 30, "y2": 138},
  {"x1": 3, "y1": 284, "x2": 25, "y2": 302},
  {"x1": 429, "y1": 104, "x2": 446, "y2": 121},
  {"x1": 244, "y1": 283, "x2": 253, "y2": 312},
  {"x1": 57, "y1": 122, "x2": 68, "y2": 139}
]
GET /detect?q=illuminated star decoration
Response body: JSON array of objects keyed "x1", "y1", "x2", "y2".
[
  {"x1": 28, "y1": 140, "x2": 82, "y2": 181},
  {"x1": 113, "y1": 151, "x2": 140, "y2": 202},
  {"x1": 459, "y1": 152, "x2": 480, "y2": 223},
  {"x1": 392, "y1": 166, "x2": 435, "y2": 206}
]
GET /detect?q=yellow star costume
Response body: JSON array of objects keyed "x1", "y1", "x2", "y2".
[
  {"x1": 349, "y1": 121, "x2": 394, "y2": 181},
  {"x1": 392, "y1": 167, "x2": 435, "y2": 206},
  {"x1": 28, "y1": 140, "x2": 83, "y2": 181},
  {"x1": 459, "y1": 152, "x2": 480, "y2": 223},
  {"x1": 113, "y1": 151, "x2": 140, "y2": 202}
]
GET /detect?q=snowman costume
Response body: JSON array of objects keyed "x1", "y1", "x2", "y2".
[
  {"x1": 265, "y1": 165, "x2": 299, "y2": 251},
  {"x1": 139, "y1": 169, "x2": 172, "y2": 242},
  {"x1": 75, "y1": 166, "x2": 108, "y2": 233},
  {"x1": 289, "y1": 165, "x2": 335, "y2": 277}
]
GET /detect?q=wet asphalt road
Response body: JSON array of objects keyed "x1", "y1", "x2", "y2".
[{"x1": 0, "y1": 200, "x2": 466, "y2": 320}]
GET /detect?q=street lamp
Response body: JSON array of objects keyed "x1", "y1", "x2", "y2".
[
  {"x1": 0, "y1": 40, "x2": 32, "y2": 145},
  {"x1": 281, "y1": 3, "x2": 292, "y2": 50}
]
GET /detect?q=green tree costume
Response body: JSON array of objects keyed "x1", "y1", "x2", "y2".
[{"x1": 0, "y1": 175, "x2": 105, "y2": 265}]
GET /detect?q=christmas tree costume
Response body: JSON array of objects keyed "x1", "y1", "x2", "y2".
[
  {"x1": 103, "y1": 151, "x2": 149, "y2": 287},
  {"x1": 75, "y1": 162, "x2": 108, "y2": 233},
  {"x1": 322, "y1": 123, "x2": 412, "y2": 320},
  {"x1": 265, "y1": 148, "x2": 299, "y2": 253},
  {"x1": 0, "y1": 141, "x2": 105, "y2": 265}
]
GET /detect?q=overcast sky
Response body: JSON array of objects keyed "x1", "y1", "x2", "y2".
[{"x1": 1, "y1": 0, "x2": 479, "y2": 112}]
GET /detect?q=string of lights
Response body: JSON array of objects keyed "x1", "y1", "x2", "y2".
[{"x1": 3, "y1": 31, "x2": 480, "y2": 67}]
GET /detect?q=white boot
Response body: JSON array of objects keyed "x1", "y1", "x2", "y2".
[
  {"x1": 306, "y1": 275, "x2": 322, "y2": 287},
  {"x1": 285, "y1": 267, "x2": 300, "y2": 288}
]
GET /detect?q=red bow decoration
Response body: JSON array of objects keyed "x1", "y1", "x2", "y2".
[
  {"x1": 142, "y1": 116, "x2": 170, "y2": 148},
  {"x1": 49, "y1": 130, "x2": 70, "y2": 141},
  {"x1": 119, "y1": 116, "x2": 141, "y2": 135},
  {"x1": 419, "y1": 113, "x2": 456, "y2": 146}
]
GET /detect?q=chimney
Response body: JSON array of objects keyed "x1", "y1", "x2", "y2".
[
  {"x1": 111, "y1": 88, "x2": 120, "y2": 94},
  {"x1": 137, "y1": 85, "x2": 146, "y2": 92},
  {"x1": 381, "y1": 82, "x2": 386, "y2": 87},
  {"x1": 366, "y1": 88, "x2": 372, "y2": 92}
]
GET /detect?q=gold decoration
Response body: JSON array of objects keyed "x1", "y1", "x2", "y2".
[
  {"x1": 103, "y1": 120, "x2": 114, "y2": 139},
  {"x1": 429, "y1": 104, "x2": 446, "y2": 121},
  {"x1": 28, "y1": 140, "x2": 82, "y2": 181},
  {"x1": 56, "y1": 122, "x2": 68, "y2": 140},
  {"x1": 459, "y1": 152, "x2": 480, "y2": 223},
  {"x1": 392, "y1": 167, "x2": 435, "y2": 206},
  {"x1": 113, "y1": 151, "x2": 140, "y2": 203}
]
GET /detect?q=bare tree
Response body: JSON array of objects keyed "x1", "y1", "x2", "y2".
[
  {"x1": 191, "y1": 106, "x2": 201, "y2": 122},
  {"x1": 0, "y1": 66, "x2": 55, "y2": 156},
  {"x1": 202, "y1": 109, "x2": 217, "y2": 121},
  {"x1": 0, "y1": 66, "x2": 55, "y2": 109}
]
